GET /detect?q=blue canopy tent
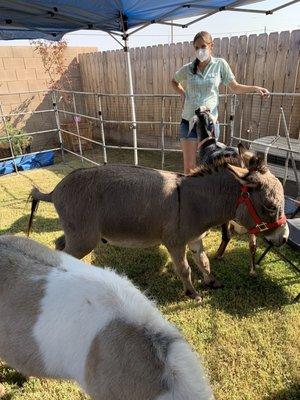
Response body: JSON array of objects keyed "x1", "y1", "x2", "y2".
[
  {"x1": 0, "y1": 0, "x2": 298, "y2": 163},
  {"x1": 0, "y1": 1, "x2": 298, "y2": 40}
]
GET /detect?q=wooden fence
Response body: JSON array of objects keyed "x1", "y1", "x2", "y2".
[{"x1": 78, "y1": 30, "x2": 300, "y2": 145}]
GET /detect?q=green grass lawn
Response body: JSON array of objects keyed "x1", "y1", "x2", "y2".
[{"x1": 0, "y1": 150, "x2": 299, "y2": 400}]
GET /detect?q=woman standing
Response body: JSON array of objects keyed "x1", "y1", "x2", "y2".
[{"x1": 171, "y1": 31, "x2": 269, "y2": 174}]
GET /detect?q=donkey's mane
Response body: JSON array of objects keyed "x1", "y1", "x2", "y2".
[{"x1": 189, "y1": 154, "x2": 241, "y2": 177}]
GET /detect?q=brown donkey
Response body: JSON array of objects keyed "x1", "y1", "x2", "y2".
[{"x1": 27, "y1": 151, "x2": 288, "y2": 302}]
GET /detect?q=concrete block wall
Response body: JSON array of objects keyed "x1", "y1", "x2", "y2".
[{"x1": 0, "y1": 46, "x2": 96, "y2": 152}]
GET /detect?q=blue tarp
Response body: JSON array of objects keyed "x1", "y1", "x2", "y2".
[
  {"x1": 0, "y1": 1, "x2": 263, "y2": 40},
  {"x1": 0, "y1": 151, "x2": 55, "y2": 175}
]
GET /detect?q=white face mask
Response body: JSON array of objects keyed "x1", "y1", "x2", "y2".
[{"x1": 196, "y1": 48, "x2": 210, "y2": 62}]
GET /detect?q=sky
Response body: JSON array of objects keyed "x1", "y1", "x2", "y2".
[{"x1": 0, "y1": 0, "x2": 299, "y2": 50}]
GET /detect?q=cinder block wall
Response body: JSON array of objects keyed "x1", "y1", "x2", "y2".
[{"x1": 0, "y1": 46, "x2": 96, "y2": 152}]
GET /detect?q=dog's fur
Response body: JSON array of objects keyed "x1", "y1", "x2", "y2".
[{"x1": 0, "y1": 235, "x2": 214, "y2": 400}]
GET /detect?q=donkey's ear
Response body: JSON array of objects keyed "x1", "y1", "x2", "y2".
[
  {"x1": 227, "y1": 164, "x2": 248, "y2": 178},
  {"x1": 227, "y1": 164, "x2": 258, "y2": 186},
  {"x1": 195, "y1": 108, "x2": 201, "y2": 117},
  {"x1": 237, "y1": 142, "x2": 247, "y2": 155},
  {"x1": 188, "y1": 115, "x2": 198, "y2": 134},
  {"x1": 238, "y1": 143, "x2": 254, "y2": 168},
  {"x1": 227, "y1": 164, "x2": 249, "y2": 184},
  {"x1": 195, "y1": 106, "x2": 209, "y2": 116},
  {"x1": 248, "y1": 154, "x2": 268, "y2": 173}
]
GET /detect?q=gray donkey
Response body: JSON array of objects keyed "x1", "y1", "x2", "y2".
[
  {"x1": 191, "y1": 108, "x2": 259, "y2": 274},
  {"x1": 27, "y1": 152, "x2": 288, "y2": 302},
  {"x1": 0, "y1": 235, "x2": 214, "y2": 400}
]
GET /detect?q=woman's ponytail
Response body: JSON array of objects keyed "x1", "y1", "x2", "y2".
[{"x1": 192, "y1": 58, "x2": 200, "y2": 74}]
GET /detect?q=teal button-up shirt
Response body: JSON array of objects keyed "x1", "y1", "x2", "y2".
[{"x1": 174, "y1": 57, "x2": 235, "y2": 121}]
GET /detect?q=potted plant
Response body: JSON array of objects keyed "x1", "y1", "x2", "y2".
[{"x1": 0, "y1": 121, "x2": 32, "y2": 158}]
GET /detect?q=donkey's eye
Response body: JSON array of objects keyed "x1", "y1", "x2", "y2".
[{"x1": 263, "y1": 203, "x2": 277, "y2": 213}]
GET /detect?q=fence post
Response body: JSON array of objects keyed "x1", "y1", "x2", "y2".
[
  {"x1": 72, "y1": 92, "x2": 84, "y2": 164},
  {"x1": 280, "y1": 106, "x2": 300, "y2": 196},
  {"x1": 97, "y1": 94, "x2": 107, "y2": 164},
  {"x1": 161, "y1": 96, "x2": 166, "y2": 170},
  {"x1": 0, "y1": 102, "x2": 18, "y2": 174},
  {"x1": 229, "y1": 94, "x2": 237, "y2": 146},
  {"x1": 51, "y1": 91, "x2": 65, "y2": 162}
]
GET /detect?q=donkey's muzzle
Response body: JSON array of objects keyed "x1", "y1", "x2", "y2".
[{"x1": 264, "y1": 223, "x2": 289, "y2": 247}]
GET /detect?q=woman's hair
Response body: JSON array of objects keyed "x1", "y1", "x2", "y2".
[{"x1": 192, "y1": 31, "x2": 213, "y2": 74}]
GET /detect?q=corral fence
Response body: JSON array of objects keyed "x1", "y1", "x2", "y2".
[
  {"x1": 0, "y1": 90, "x2": 299, "y2": 195},
  {"x1": 0, "y1": 89, "x2": 236, "y2": 167},
  {"x1": 78, "y1": 30, "x2": 300, "y2": 142}
]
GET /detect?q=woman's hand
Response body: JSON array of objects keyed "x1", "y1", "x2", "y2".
[
  {"x1": 228, "y1": 80, "x2": 270, "y2": 98},
  {"x1": 171, "y1": 79, "x2": 186, "y2": 107},
  {"x1": 254, "y1": 86, "x2": 270, "y2": 98}
]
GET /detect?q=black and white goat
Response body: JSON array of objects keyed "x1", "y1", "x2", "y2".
[{"x1": 190, "y1": 108, "x2": 258, "y2": 274}]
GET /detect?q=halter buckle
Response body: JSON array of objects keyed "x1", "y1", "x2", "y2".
[
  {"x1": 256, "y1": 222, "x2": 269, "y2": 232},
  {"x1": 241, "y1": 191, "x2": 250, "y2": 199}
]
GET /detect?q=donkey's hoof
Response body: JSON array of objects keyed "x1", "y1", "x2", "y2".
[
  {"x1": 185, "y1": 290, "x2": 202, "y2": 303},
  {"x1": 54, "y1": 235, "x2": 66, "y2": 251},
  {"x1": 204, "y1": 280, "x2": 224, "y2": 289},
  {"x1": 214, "y1": 253, "x2": 223, "y2": 260},
  {"x1": 0, "y1": 383, "x2": 5, "y2": 398}
]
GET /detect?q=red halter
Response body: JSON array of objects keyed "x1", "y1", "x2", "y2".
[{"x1": 237, "y1": 185, "x2": 287, "y2": 235}]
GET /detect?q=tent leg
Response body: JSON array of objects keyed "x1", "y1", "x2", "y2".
[
  {"x1": 161, "y1": 96, "x2": 166, "y2": 170},
  {"x1": 124, "y1": 37, "x2": 138, "y2": 165},
  {"x1": 97, "y1": 94, "x2": 107, "y2": 164},
  {"x1": 52, "y1": 91, "x2": 65, "y2": 163},
  {"x1": 229, "y1": 94, "x2": 236, "y2": 146},
  {"x1": 280, "y1": 106, "x2": 300, "y2": 196}
]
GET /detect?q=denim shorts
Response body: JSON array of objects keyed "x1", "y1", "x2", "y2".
[
  {"x1": 179, "y1": 119, "x2": 197, "y2": 141},
  {"x1": 179, "y1": 118, "x2": 220, "y2": 141}
]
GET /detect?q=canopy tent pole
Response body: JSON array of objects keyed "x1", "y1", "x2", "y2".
[
  {"x1": 104, "y1": 29, "x2": 138, "y2": 165},
  {"x1": 124, "y1": 36, "x2": 138, "y2": 165},
  {"x1": 149, "y1": 1, "x2": 300, "y2": 30},
  {"x1": 119, "y1": 13, "x2": 138, "y2": 165},
  {"x1": 271, "y1": 0, "x2": 299, "y2": 12},
  {"x1": 108, "y1": 32, "x2": 125, "y2": 48}
]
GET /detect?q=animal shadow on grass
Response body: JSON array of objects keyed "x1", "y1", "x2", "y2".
[
  {"x1": 264, "y1": 382, "x2": 300, "y2": 400},
  {"x1": 0, "y1": 215, "x2": 61, "y2": 236},
  {"x1": 91, "y1": 239, "x2": 294, "y2": 312},
  {"x1": 91, "y1": 244, "x2": 185, "y2": 305},
  {"x1": 207, "y1": 244, "x2": 293, "y2": 318},
  {"x1": 0, "y1": 392, "x2": 13, "y2": 400},
  {"x1": 0, "y1": 363, "x2": 27, "y2": 400}
]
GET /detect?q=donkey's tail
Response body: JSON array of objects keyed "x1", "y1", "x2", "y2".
[{"x1": 26, "y1": 187, "x2": 53, "y2": 236}]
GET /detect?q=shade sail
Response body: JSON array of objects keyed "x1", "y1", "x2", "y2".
[{"x1": 0, "y1": 1, "x2": 266, "y2": 40}]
